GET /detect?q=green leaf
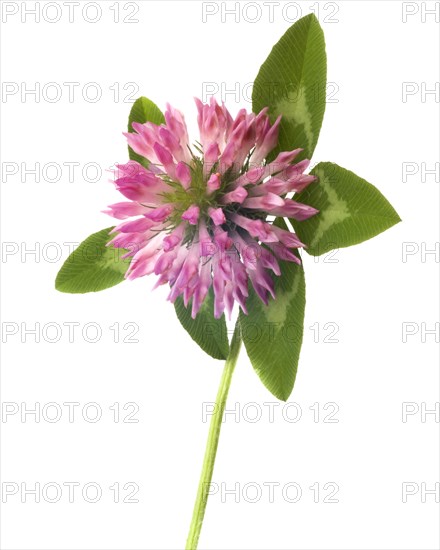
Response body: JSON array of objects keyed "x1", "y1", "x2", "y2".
[
  {"x1": 55, "y1": 227, "x2": 130, "y2": 293},
  {"x1": 127, "y1": 97, "x2": 165, "y2": 165},
  {"x1": 291, "y1": 162, "x2": 401, "y2": 256},
  {"x1": 252, "y1": 13, "x2": 327, "y2": 162},
  {"x1": 174, "y1": 288, "x2": 229, "y2": 361},
  {"x1": 240, "y1": 235, "x2": 306, "y2": 400}
]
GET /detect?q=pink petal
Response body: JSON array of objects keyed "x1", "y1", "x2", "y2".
[
  {"x1": 207, "y1": 173, "x2": 221, "y2": 194},
  {"x1": 103, "y1": 202, "x2": 148, "y2": 220},
  {"x1": 176, "y1": 162, "x2": 191, "y2": 188},
  {"x1": 243, "y1": 192, "x2": 284, "y2": 210},
  {"x1": 145, "y1": 204, "x2": 173, "y2": 222},
  {"x1": 153, "y1": 142, "x2": 176, "y2": 179},
  {"x1": 208, "y1": 207, "x2": 226, "y2": 226},
  {"x1": 163, "y1": 224, "x2": 185, "y2": 252},
  {"x1": 114, "y1": 216, "x2": 156, "y2": 233},
  {"x1": 220, "y1": 186, "x2": 248, "y2": 205},
  {"x1": 268, "y1": 199, "x2": 319, "y2": 220},
  {"x1": 181, "y1": 204, "x2": 200, "y2": 225}
]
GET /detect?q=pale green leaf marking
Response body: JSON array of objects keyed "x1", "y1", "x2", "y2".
[
  {"x1": 291, "y1": 162, "x2": 401, "y2": 255},
  {"x1": 265, "y1": 271, "x2": 301, "y2": 328},
  {"x1": 252, "y1": 14, "x2": 327, "y2": 162},
  {"x1": 309, "y1": 166, "x2": 350, "y2": 248},
  {"x1": 275, "y1": 85, "x2": 313, "y2": 153}
]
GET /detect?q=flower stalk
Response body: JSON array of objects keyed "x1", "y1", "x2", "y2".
[{"x1": 185, "y1": 322, "x2": 242, "y2": 549}]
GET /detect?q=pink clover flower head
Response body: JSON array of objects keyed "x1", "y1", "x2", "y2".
[{"x1": 106, "y1": 98, "x2": 318, "y2": 319}]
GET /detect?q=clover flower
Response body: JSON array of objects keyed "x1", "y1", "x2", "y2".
[{"x1": 105, "y1": 98, "x2": 318, "y2": 318}]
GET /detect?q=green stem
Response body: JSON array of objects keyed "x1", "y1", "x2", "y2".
[{"x1": 185, "y1": 322, "x2": 242, "y2": 550}]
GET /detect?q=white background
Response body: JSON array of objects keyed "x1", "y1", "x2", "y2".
[{"x1": 1, "y1": 1, "x2": 439, "y2": 549}]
